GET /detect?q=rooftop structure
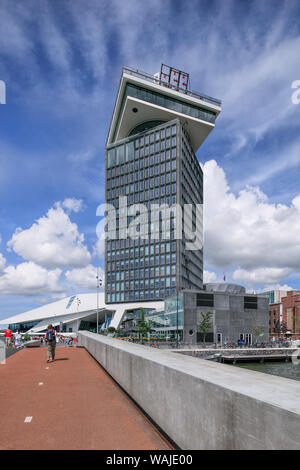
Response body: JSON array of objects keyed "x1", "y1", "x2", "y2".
[
  {"x1": 107, "y1": 65, "x2": 221, "y2": 152},
  {"x1": 204, "y1": 282, "x2": 246, "y2": 294}
]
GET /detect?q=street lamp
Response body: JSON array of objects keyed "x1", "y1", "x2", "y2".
[{"x1": 96, "y1": 269, "x2": 103, "y2": 333}]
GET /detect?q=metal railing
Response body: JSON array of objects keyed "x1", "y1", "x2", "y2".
[{"x1": 122, "y1": 66, "x2": 222, "y2": 108}]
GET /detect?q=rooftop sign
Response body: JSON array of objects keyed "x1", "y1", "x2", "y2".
[{"x1": 159, "y1": 64, "x2": 189, "y2": 92}]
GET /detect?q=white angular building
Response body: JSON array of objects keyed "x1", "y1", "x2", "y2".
[{"x1": 0, "y1": 293, "x2": 163, "y2": 334}]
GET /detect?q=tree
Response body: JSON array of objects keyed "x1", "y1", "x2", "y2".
[
  {"x1": 253, "y1": 326, "x2": 262, "y2": 339},
  {"x1": 136, "y1": 308, "x2": 153, "y2": 339},
  {"x1": 197, "y1": 311, "x2": 213, "y2": 344},
  {"x1": 107, "y1": 326, "x2": 116, "y2": 336}
]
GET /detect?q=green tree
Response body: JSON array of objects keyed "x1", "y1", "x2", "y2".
[
  {"x1": 107, "y1": 326, "x2": 116, "y2": 335},
  {"x1": 197, "y1": 311, "x2": 213, "y2": 344},
  {"x1": 253, "y1": 326, "x2": 262, "y2": 341},
  {"x1": 136, "y1": 308, "x2": 153, "y2": 339}
]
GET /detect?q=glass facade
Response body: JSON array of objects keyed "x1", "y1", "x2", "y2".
[
  {"x1": 8, "y1": 321, "x2": 40, "y2": 332},
  {"x1": 147, "y1": 310, "x2": 183, "y2": 337},
  {"x1": 105, "y1": 118, "x2": 203, "y2": 303},
  {"x1": 178, "y1": 124, "x2": 203, "y2": 290},
  {"x1": 106, "y1": 120, "x2": 178, "y2": 303},
  {"x1": 106, "y1": 91, "x2": 203, "y2": 304},
  {"x1": 145, "y1": 296, "x2": 184, "y2": 340},
  {"x1": 258, "y1": 290, "x2": 275, "y2": 304},
  {"x1": 120, "y1": 303, "x2": 183, "y2": 340},
  {"x1": 124, "y1": 83, "x2": 217, "y2": 123},
  {"x1": 165, "y1": 293, "x2": 183, "y2": 313}
]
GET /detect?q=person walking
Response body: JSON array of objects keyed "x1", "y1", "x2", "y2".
[
  {"x1": 14, "y1": 330, "x2": 22, "y2": 348},
  {"x1": 4, "y1": 327, "x2": 13, "y2": 347},
  {"x1": 44, "y1": 324, "x2": 58, "y2": 362}
]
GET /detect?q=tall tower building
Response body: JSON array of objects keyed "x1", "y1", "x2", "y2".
[{"x1": 105, "y1": 65, "x2": 221, "y2": 304}]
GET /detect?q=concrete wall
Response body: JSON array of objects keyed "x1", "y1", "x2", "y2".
[{"x1": 78, "y1": 331, "x2": 300, "y2": 450}]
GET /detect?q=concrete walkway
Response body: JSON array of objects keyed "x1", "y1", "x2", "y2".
[{"x1": 0, "y1": 346, "x2": 173, "y2": 450}]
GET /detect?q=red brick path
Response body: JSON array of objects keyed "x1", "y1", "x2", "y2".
[{"x1": 0, "y1": 346, "x2": 173, "y2": 450}]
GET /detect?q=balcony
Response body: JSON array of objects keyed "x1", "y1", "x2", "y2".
[{"x1": 123, "y1": 66, "x2": 222, "y2": 108}]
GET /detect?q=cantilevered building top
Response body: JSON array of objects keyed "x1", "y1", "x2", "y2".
[{"x1": 107, "y1": 64, "x2": 222, "y2": 152}]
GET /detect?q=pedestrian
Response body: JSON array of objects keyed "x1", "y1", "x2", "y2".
[
  {"x1": 4, "y1": 327, "x2": 13, "y2": 347},
  {"x1": 44, "y1": 324, "x2": 58, "y2": 362},
  {"x1": 14, "y1": 330, "x2": 22, "y2": 349}
]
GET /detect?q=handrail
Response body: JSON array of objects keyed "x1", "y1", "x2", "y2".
[{"x1": 122, "y1": 66, "x2": 222, "y2": 107}]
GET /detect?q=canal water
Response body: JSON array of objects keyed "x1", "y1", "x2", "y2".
[{"x1": 234, "y1": 361, "x2": 300, "y2": 381}]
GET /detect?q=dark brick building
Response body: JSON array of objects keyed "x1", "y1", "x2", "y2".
[{"x1": 269, "y1": 291, "x2": 300, "y2": 340}]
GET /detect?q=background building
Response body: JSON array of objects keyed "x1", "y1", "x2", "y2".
[
  {"x1": 258, "y1": 290, "x2": 288, "y2": 305},
  {"x1": 260, "y1": 289, "x2": 300, "y2": 340},
  {"x1": 0, "y1": 293, "x2": 163, "y2": 335},
  {"x1": 281, "y1": 291, "x2": 300, "y2": 339},
  {"x1": 269, "y1": 303, "x2": 281, "y2": 338},
  {"x1": 105, "y1": 65, "x2": 221, "y2": 303},
  {"x1": 182, "y1": 284, "x2": 269, "y2": 345},
  {"x1": 119, "y1": 283, "x2": 270, "y2": 345},
  {"x1": 0, "y1": 284, "x2": 270, "y2": 345}
]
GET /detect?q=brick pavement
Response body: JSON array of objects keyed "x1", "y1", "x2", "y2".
[{"x1": 0, "y1": 346, "x2": 173, "y2": 450}]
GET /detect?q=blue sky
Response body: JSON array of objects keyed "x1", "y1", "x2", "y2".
[{"x1": 0, "y1": 0, "x2": 300, "y2": 321}]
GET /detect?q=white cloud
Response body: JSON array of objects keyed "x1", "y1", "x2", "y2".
[
  {"x1": 65, "y1": 264, "x2": 104, "y2": 290},
  {"x1": 31, "y1": 293, "x2": 68, "y2": 305},
  {"x1": 203, "y1": 160, "x2": 300, "y2": 287},
  {"x1": 0, "y1": 253, "x2": 6, "y2": 273},
  {"x1": 256, "y1": 284, "x2": 294, "y2": 293},
  {"x1": 232, "y1": 267, "x2": 293, "y2": 287},
  {"x1": 7, "y1": 204, "x2": 91, "y2": 269},
  {"x1": 93, "y1": 208, "x2": 106, "y2": 259},
  {"x1": 0, "y1": 261, "x2": 63, "y2": 296},
  {"x1": 203, "y1": 270, "x2": 217, "y2": 283},
  {"x1": 0, "y1": 0, "x2": 299, "y2": 191},
  {"x1": 93, "y1": 237, "x2": 105, "y2": 260},
  {"x1": 59, "y1": 198, "x2": 84, "y2": 213}
]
